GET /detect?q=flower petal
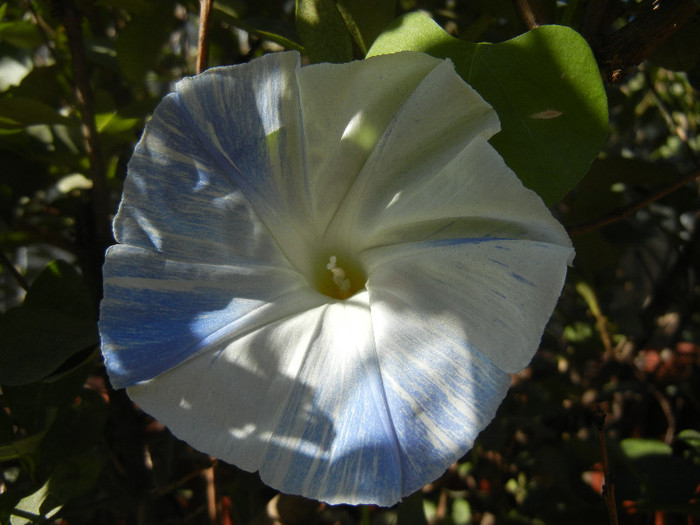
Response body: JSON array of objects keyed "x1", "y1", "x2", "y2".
[
  {"x1": 100, "y1": 49, "x2": 575, "y2": 507},
  {"x1": 369, "y1": 303, "x2": 511, "y2": 495},
  {"x1": 358, "y1": 135, "x2": 573, "y2": 249},
  {"x1": 362, "y1": 239, "x2": 570, "y2": 494},
  {"x1": 129, "y1": 51, "x2": 315, "y2": 273},
  {"x1": 319, "y1": 58, "x2": 501, "y2": 248},
  {"x1": 366, "y1": 238, "x2": 573, "y2": 374},
  {"x1": 128, "y1": 292, "x2": 406, "y2": 506},
  {"x1": 100, "y1": 245, "x2": 320, "y2": 388},
  {"x1": 295, "y1": 52, "x2": 450, "y2": 232}
]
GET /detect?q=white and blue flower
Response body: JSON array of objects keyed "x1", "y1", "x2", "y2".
[{"x1": 99, "y1": 50, "x2": 573, "y2": 506}]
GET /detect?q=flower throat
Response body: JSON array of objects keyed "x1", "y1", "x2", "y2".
[{"x1": 315, "y1": 254, "x2": 366, "y2": 300}]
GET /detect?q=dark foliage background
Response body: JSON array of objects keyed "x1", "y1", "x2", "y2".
[{"x1": 0, "y1": 0, "x2": 699, "y2": 524}]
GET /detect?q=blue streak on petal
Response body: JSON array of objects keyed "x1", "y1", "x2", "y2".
[
  {"x1": 511, "y1": 272, "x2": 536, "y2": 287},
  {"x1": 99, "y1": 245, "x2": 318, "y2": 389},
  {"x1": 488, "y1": 258, "x2": 509, "y2": 268},
  {"x1": 490, "y1": 288, "x2": 507, "y2": 299},
  {"x1": 259, "y1": 298, "x2": 404, "y2": 506}
]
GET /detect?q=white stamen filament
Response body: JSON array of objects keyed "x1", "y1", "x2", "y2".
[{"x1": 326, "y1": 255, "x2": 351, "y2": 296}]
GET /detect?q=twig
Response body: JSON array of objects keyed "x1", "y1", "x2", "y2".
[
  {"x1": 197, "y1": 0, "x2": 212, "y2": 74},
  {"x1": 593, "y1": 407, "x2": 619, "y2": 525},
  {"x1": 596, "y1": 0, "x2": 699, "y2": 83},
  {"x1": 575, "y1": 281, "x2": 614, "y2": 355},
  {"x1": 568, "y1": 169, "x2": 700, "y2": 236},
  {"x1": 0, "y1": 250, "x2": 30, "y2": 291},
  {"x1": 247, "y1": 494, "x2": 322, "y2": 525},
  {"x1": 204, "y1": 463, "x2": 217, "y2": 524},
  {"x1": 511, "y1": 0, "x2": 549, "y2": 29}
]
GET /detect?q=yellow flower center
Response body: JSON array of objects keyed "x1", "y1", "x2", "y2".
[{"x1": 315, "y1": 253, "x2": 367, "y2": 300}]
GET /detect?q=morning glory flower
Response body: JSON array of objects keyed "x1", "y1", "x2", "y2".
[{"x1": 99, "y1": 50, "x2": 573, "y2": 506}]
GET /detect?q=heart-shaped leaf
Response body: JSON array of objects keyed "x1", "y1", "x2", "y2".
[{"x1": 368, "y1": 13, "x2": 608, "y2": 205}]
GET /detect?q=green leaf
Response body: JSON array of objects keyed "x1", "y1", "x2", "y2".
[
  {"x1": 334, "y1": 0, "x2": 395, "y2": 54},
  {"x1": 213, "y1": 4, "x2": 304, "y2": 52},
  {"x1": 0, "y1": 432, "x2": 45, "y2": 462},
  {"x1": 295, "y1": 0, "x2": 354, "y2": 63},
  {"x1": 0, "y1": 260, "x2": 98, "y2": 386},
  {"x1": 96, "y1": 111, "x2": 140, "y2": 135},
  {"x1": 10, "y1": 480, "x2": 62, "y2": 525},
  {"x1": 368, "y1": 13, "x2": 608, "y2": 205},
  {"x1": 114, "y1": 0, "x2": 175, "y2": 84},
  {"x1": 617, "y1": 438, "x2": 700, "y2": 509},
  {"x1": 39, "y1": 389, "x2": 108, "y2": 464},
  {"x1": 621, "y1": 438, "x2": 672, "y2": 458},
  {"x1": 0, "y1": 20, "x2": 43, "y2": 49},
  {"x1": 2, "y1": 358, "x2": 93, "y2": 438},
  {"x1": 0, "y1": 97, "x2": 72, "y2": 128},
  {"x1": 94, "y1": 0, "x2": 157, "y2": 14}
]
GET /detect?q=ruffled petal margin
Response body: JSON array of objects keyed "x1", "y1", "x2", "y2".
[
  {"x1": 128, "y1": 293, "x2": 405, "y2": 505},
  {"x1": 101, "y1": 50, "x2": 574, "y2": 507}
]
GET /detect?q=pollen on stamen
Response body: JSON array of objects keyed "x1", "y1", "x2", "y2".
[
  {"x1": 313, "y1": 253, "x2": 366, "y2": 300},
  {"x1": 326, "y1": 255, "x2": 352, "y2": 297}
]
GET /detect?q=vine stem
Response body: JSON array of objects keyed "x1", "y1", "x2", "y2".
[
  {"x1": 197, "y1": 0, "x2": 212, "y2": 74},
  {"x1": 594, "y1": 407, "x2": 619, "y2": 525},
  {"x1": 511, "y1": 0, "x2": 549, "y2": 29},
  {"x1": 568, "y1": 169, "x2": 700, "y2": 236},
  {"x1": 595, "y1": 0, "x2": 699, "y2": 83}
]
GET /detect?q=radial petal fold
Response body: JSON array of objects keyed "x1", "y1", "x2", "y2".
[
  {"x1": 295, "y1": 52, "x2": 447, "y2": 230},
  {"x1": 100, "y1": 245, "x2": 319, "y2": 388},
  {"x1": 128, "y1": 292, "x2": 404, "y2": 506},
  {"x1": 100, "y1": 49, "x2": 576, "y2": 508}
]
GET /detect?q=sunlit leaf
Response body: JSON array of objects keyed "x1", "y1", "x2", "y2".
[
  {"x1": 295, "y1": 0, "x2": 354, "y2": 63},
  {"x1": 368, "y1": 13, "x2": 608, "y2": 205},
  {"x1": 334, "y1": 0, "x2": 395, "y2": 54},
  {"x1": 9, "y1": 480, "x2": 61, "y2": 525}
]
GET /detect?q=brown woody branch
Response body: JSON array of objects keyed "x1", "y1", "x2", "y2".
[
  {"x1": 512, "y1": 0, "x2": 550, "y2": 29},
  {"x1": 197, "y1": 0, "x2": 212, "y2": 74},
  {"x1": 594, "y1": 407, "x2": 619, "y2": 525},
  {"x1": 595, "y1": 0, "x2": 699, "y2": 83},
  {"x1": 568, "y1": 169, "x2": 700, "y2": 236}
]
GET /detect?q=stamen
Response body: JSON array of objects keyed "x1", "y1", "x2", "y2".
[{"x1": 326, "y1": 255, "x2": 352, "y2": 297}]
